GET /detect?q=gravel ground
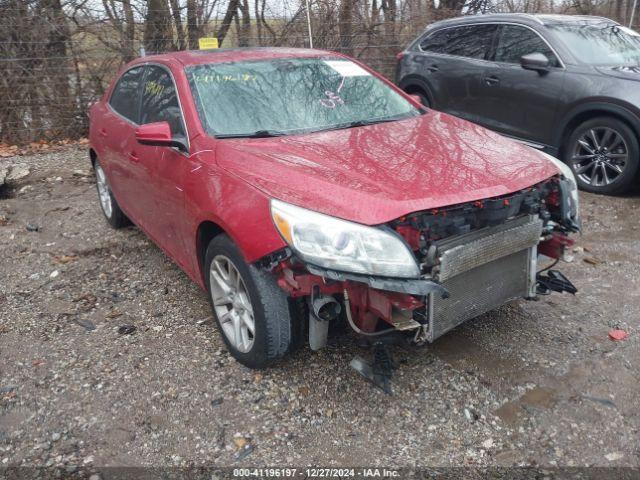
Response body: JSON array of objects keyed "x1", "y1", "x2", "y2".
[{"x1": 1, "y1": 147, "x2": 639, "y2": 471}]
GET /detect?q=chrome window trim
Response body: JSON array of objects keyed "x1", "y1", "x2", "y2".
[
  {"x1": 416, "y1": 21, "x2": 566, "y2": 69},
  {"x1": 107, "y1": 62, "x2": 191, "y2": 157}
]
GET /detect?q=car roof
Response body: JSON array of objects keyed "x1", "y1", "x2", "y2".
[
  {"x1": 428, "y1": 13, "x2": 618, "y2": 29},
  {"x1": 130, "y1": 47, "x2": 339, "y2": 68}
]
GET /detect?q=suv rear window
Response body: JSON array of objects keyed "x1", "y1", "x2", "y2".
[
  {"x1": 109, "y1": 66, "x2": 144, "y2": 122},
  {"x1": 420, "y1": 24, "x2": 497, "y2": 60}
]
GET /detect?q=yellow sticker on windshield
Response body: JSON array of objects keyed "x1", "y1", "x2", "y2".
[{"x1": 198, "y1": 37, "x2": 219, "y2": 49}]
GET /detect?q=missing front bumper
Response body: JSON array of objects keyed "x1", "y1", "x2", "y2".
[{"x1": 426, "y1": 247, "x2": 536, "y2": 342}]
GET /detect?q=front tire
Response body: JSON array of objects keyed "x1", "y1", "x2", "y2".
[
  {"x1": 563, "y1": 117, "x2": 639, "y2": 194},
  {"x1": 93, "y1": 159, "x2": 130, "y2": 228},
  {"x1": 204, "y1": 234, "x2": 293, "y2": 368}
]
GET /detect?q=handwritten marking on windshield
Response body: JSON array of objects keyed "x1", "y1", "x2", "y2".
[
  {"x1": 319, "y1": 76, "x2": 346, "y2": 109},
  {"x1": 193, "y1": 73, "x2": 257, "y2": 83}
]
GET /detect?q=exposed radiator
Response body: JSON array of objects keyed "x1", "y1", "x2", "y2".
[
  {"x1": 427, "y1": 248, "x2": 533, "y2": 342},
  {"x1": 435, "y1": 215, "x2": 543, "y2": 282}
]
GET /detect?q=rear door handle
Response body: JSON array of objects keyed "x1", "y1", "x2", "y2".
[
  {"x1": 99, "y1": 128, "x2": 108, "y2": 138},
  {"x1": 425, "y1": 64, "x2": 439, "y2": 73},
  {"x1": 484, "y1": 76, "x2": 500, "y2": 86},
  {"x1": 128, "y1": 152, "x2": 139, "y2": 162}
]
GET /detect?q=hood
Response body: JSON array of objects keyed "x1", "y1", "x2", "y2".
[
  {"x1": 216, "y1": 111, "x2": 559, "y2": 225},
  {"x1": 595, "y1": 65, "x2": 640, "y2": 81}
]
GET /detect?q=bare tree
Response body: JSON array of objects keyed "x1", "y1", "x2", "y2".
[
  {"x1": 144, "y1": 0, "x2": 174, "y2": 53},
  {"x1": 339, "y1": 0, "x2": 355, "y2": 55},
  {"x1": 215, "y1": 0, "x2": 239, "y2": 46},
  {"x1": 1, "y1": 0, "x2": 627, "y2": 145}
]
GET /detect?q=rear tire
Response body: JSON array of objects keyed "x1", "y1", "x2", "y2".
[
  {"x1": 204, "y1": 234, "x2": 293, "y2": 369},
  {"x1": 405, "y1": 87, "x2": 430, "y2": 107},
  {"x1": 563, "y1": 117, "x2": 639, "y2": 194},
  {"x1": 93, "y1": 159, "x2": 130, "y2": 229}
]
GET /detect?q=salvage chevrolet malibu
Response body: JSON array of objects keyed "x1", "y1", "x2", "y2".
[{"x1": 89, "y1": 48, "x2": 580, "y2": 376}]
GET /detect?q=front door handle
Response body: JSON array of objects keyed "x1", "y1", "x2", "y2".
[
  {"x1": 128, "y1": 152, "x2": 139, "y2": 162},
  {"x1": 99, "y1": 128, "x2": 108, "y2": 138},
  {"x1": 484, "y1": 76, "x2": 500, "y2": 86}
]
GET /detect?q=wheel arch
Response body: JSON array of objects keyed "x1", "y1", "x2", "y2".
[
  {"x1": 89, "y1": 148, "x2": 97, "y2": 166},
  {"x1": 196, "y1": 220, "x2": 227, "y2": 285},
  {"x1": 555, "y1": 102, "x2": 640, "y2": 159}
]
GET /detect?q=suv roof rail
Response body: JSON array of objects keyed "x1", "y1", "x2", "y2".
[
  {"x1": 536, "y1": 13, "x2": 618, "y2": 24},
  {"x1": 510, "y1": 13, "x2": 545, "y2": 24},
  {"x1": 429, "y1": 13, "x2": 618, "y2": 29},
  {"x1": 429, "y1": 12, "x2": 545, "y2": 27}
]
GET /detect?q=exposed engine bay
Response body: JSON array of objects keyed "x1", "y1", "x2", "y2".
[{"x1": 260, "y1": 175, "x2": 579, "y2": 392}]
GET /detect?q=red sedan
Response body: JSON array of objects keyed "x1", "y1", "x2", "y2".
[{"x1": 89, "y1": 48, "x2": 580, "y2": 371}]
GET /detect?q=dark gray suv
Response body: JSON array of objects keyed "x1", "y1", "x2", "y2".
[{"x1": 396, "y1": 14, "x2": 640, "y2": 194}]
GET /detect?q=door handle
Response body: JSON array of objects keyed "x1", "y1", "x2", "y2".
[
  {"x1": 99, "y1": 128, "x2": 108, "y2": 138},
  {"x1": 484, "y1": 76, "x2": 500, "y2": 86},
  {"x1": 426, "y1": 64, "x2": 439, "y2": 73},
  {"x1": 128, "y1": 152, "x2": 139, "y2": 162}
]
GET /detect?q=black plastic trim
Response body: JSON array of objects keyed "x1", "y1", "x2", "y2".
[{"x1": 305, "y1": 264, "x2": 449, "y2": 298}]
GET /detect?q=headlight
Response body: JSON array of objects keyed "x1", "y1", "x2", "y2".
[
  {"x1": 540, "y1": 151, "x2": 580, "y2": 223},
  {"x1": 270, "y1": 199, "x2": 420, "y2": 278}
]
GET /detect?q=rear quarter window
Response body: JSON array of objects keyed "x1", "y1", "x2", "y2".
[{"x1": 419, "y1": 29, "x2": 449, "y2": 53}]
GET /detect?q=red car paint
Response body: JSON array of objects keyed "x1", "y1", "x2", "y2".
[{"x1": 89, "y1": 48, "x2": 561, "y2": 296}]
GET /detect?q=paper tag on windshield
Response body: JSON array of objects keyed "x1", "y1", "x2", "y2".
[{"x1": 324, "y1": 60, "x2": 371, "y2": 77}]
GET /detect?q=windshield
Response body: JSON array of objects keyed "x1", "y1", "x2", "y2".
[
  {"x1": 186, "y1": 57, "x2": 420, "y2": 137},
  {"x1": 549, "y1": 22, "x2": 640, "y2": 66}
]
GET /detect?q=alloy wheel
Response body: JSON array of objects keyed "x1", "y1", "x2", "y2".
[
  {"x1": 570, "y1": 127, "x2": 628, "y2": 187},
  {"x1": 209, "y1": 255, "x2": 256, "y2": 353},
  {"x1": 95, "y1": 164, "x2": 113, "y2": 218}
]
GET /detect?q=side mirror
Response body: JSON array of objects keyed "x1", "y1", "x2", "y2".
[
  {"x1": 135, "y1": 121, "x2": 188, "y2": 152},
  {"x1": 520, "y1": 53, "x2": 550, "y2": 73}
]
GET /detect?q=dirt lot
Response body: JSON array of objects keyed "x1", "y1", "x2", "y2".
[{"x1": 1, "y1": 147, "x2": 639, "y2": 471}]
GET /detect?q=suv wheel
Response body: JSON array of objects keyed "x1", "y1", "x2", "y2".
[
  {"x1": 405, "y1": 88, "x2": 430, "y2": 107},
  {"x1": 204, "y1": 234, "x2": 293, "y2": 368},
  {"x1": 564, "y1": 117, "x2": 639, "y2": 194},
  {"x1": 94, "y1": 160, "x2": 130, "y2": 228}
]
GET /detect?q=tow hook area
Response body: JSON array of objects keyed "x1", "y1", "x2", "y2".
[{"x1": 536, "y1": 269, "x2": 578, "y2": 295}]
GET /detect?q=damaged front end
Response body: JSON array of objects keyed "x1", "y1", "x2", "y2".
[{"x1": 260, "y1": 173, "x2": 579, "y2": 356}]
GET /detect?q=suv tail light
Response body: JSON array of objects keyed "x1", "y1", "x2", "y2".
[{"x1": 395, "y1": 52, "x2": 405, "y2": 61}]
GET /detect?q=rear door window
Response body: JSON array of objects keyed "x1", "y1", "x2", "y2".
[
  {"x1": 494, "y1": 25, "x2": 560, "y2": 66},
  {"x1": 109, "y1": 66, "x2": 144, "y2": 123},
  {"x1": 140, "y1": 65, "x2": 186, "y2": 138},
  {"x1": 443, "y1": 25, "x2": 497, "y2": 59},
  {"x1": 421, "y1": 25, "x2": 497, "y2": 60}
]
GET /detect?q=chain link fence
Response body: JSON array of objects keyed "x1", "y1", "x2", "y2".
[{"x1": 1, "y1": 0, "x2": 636, "y2": 146}]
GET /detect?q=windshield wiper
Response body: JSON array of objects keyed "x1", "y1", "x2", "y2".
[
  {"x1": 313, "y1": 115, "x2": 413, "y2": 134},
  {"x1": 216, "y1": 115, "x2": 416, "y2": 138},
  {"x1": 344, "y1": 117, "x2": 403, "y2": 129},
  {"x1": 215, "y1": 129, "x2": 288, "y2": 139}
]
